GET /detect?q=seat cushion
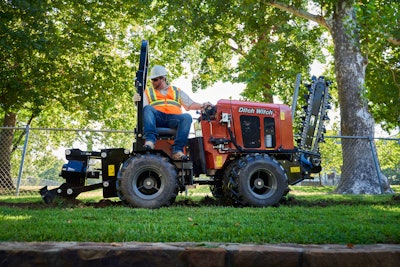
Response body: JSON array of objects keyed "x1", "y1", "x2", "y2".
[{"x1": 156, "y1": 127, "x2": 177, "y2": 137}]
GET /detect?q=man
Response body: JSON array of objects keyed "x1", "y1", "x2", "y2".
[{"x1": 140, "y1": 65, "x2": 211, "y2": 160}]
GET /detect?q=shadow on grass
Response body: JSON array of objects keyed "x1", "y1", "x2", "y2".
[{"x1": 1, "y1": 194, "x2": 400, "y2": 209}]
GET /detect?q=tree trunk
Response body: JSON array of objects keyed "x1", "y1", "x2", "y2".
[
  {"x1": 263, "y1": 83, "x2": 274, "y2": 103},
  {"x1": 0, "y1": 112, "x2": 17, "y2": 190},
  {"x1": 329, "y1": 0, "x2": 392, "y2": 194}
]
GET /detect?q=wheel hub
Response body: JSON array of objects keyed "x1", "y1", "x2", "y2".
[
  {"x1": 254, "y1": 178, "x2": 265, "y2": 189},
  {"x1": 143, "y1": 177, "x2": 156, "y2": 189}
]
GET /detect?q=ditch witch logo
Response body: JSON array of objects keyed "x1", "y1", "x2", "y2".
[{"x1": 238, "y1": 107, "x2": 274, "y2": 116}]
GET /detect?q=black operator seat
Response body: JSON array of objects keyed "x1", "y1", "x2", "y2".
[{"x1": 156, "y1": 127, "x2": 177, "y2": 139}]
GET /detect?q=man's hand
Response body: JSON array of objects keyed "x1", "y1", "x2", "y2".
[
  {"x1": 133, "y1": 92, "x2": 141, "y2": 102},
  {"x1": 201, "y1": 102, "x2": 213, "y2": 112},
  {"x1": 201, "y1": 102, "x2": 213, "y2": 113}
]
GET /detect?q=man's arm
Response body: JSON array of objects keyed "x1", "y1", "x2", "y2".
[{"x1": 180, "y1": 90, "x2": 212, "y2": 111}]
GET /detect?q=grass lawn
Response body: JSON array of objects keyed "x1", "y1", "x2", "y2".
[{"x1": 0, "y1": 185, "x2": 399, "y2": 244}]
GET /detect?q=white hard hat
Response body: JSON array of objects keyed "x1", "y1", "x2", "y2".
[{"x1": 149, "y1": 65, "x2": 167, "y2": 79}]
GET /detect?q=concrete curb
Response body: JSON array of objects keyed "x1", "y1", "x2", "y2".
[{"x1": 1, "y1": 242, "x2": 400, "y2": 267}]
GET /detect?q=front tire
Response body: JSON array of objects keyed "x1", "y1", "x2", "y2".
[
  {"x1": 117, "y1": 154, "x2": 178, "y2": 208},
  {"x1": 225, "y1": 154, "x2": 288, "y2": 207}
]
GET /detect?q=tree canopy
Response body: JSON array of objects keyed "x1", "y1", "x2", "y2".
[
  {"x1": 1, "y1": 0, "x2": 143, "y2": 130},
  {"x1": 1, "y1": 0, "x2": 398, "y2": 131}
]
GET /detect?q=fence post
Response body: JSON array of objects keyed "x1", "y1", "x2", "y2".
[
  {"x1": 16, "y1": 125, "x2": 30, "y2": 196},
  {"x1": 369, "y1": 137, "x2": 383, "y2": 194}
]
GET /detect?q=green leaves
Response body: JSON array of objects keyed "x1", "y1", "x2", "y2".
[
  {"x1": 1, "y1": 0, "x2": 398, "y2": 130},
  {"x1": 1, "y1": 0, "x2": 141, "y2": 130},
  {"x1": 355, "y1": 0, "x2": 400, "y2": 129}
]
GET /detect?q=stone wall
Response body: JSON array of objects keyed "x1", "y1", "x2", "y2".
[{"x1": 1, "y1": 242, "x2": 400, "y2": 267}]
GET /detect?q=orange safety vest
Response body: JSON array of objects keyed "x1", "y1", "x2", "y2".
[{"x1": 146, "y1": 86, "x2": 182, "y2": 114}]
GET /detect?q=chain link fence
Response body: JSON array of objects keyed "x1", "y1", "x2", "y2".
[
  {"x1": 307, "y1": 136, "x2": 400, "y2": 188},
  {"x1": 0, "y1": 126, "x2": 399, "y2": 197}
]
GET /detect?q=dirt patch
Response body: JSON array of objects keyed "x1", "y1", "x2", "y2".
[{"x1": 1, "y1": 194, "x2": 399, "y2": 209}]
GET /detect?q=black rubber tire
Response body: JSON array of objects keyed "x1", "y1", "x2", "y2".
[
  {"x1": 209, "y1": 169, "x2": 226, "y2": 199},
  {"x1": 210, "y1": 160, "x2": 236, "y2": 199},
  {"x1": 225, "y1": 154, "x2": 288, "y2": 207},
  {"x1": 117, "y1": 154, "x2": 178, "y2": 208},
  {"x1": 210, "y1": 182, "x2": 224, "y2": 199}
]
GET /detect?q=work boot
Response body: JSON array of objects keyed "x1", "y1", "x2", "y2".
[
  {"x1": 172, "y1": 151, "x2": 187, "y2": 160},
  {"x1": 144, "y1": 141, "x2": 155, "y2": 150}
]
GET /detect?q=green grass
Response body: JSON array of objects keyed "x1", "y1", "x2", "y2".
[{"x1": 1, "y1": 186, "x2": 399, "y2": 244}]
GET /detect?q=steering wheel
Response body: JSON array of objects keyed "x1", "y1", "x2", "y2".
[{"x1": 201, "y1": 104, "x2": 216, "y2": 121}]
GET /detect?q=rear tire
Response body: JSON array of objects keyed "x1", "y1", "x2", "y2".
[
  {"x1": 210, "y1": 160, "x2": 235, "y2": 200},
  {"x1": 117, "y1": 154, "x2": 178, "y2": 208},
  {"x1": 225, "y1": 154, "x2": 288, "y2": 207}
]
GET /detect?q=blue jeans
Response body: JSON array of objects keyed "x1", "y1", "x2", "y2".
[{"x1": 143, "y1": 105, "x2": 192, "y2": 153}]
